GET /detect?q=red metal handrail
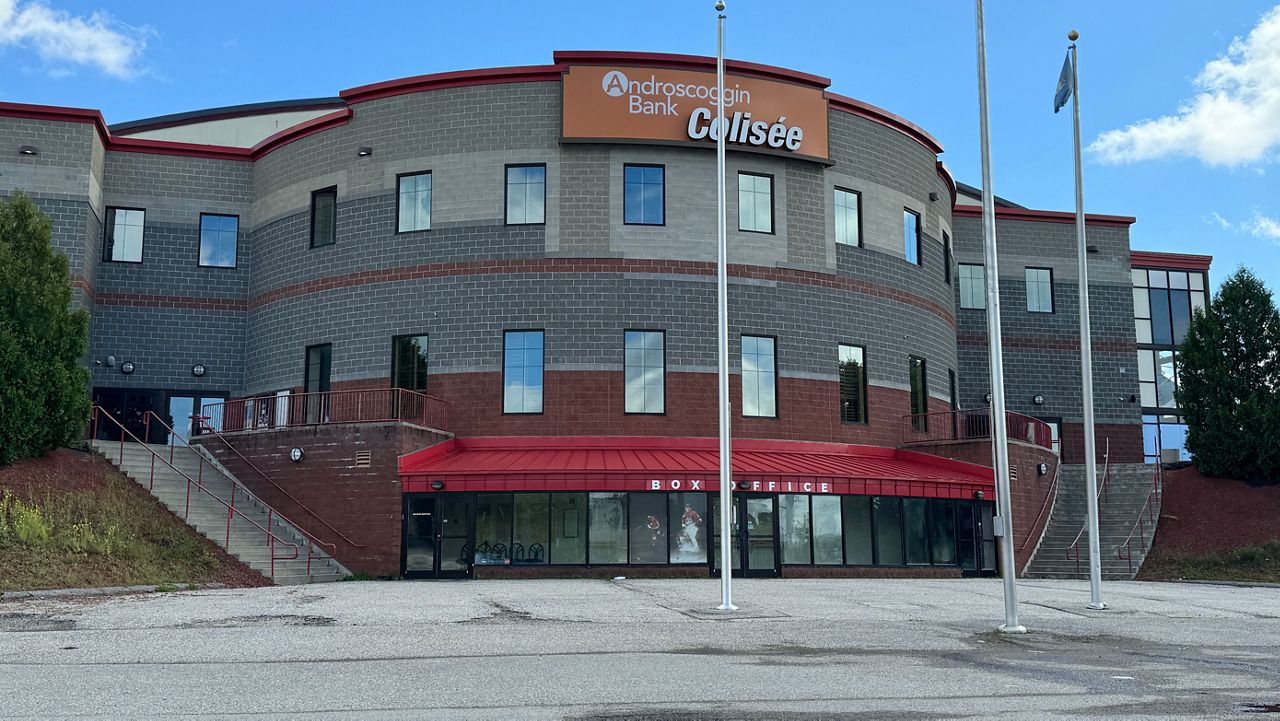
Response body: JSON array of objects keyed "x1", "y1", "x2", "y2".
[
  {"x1": 187, "y1": 412, "x2": 364, "y2": 552},
  {"x1": 202, "y1": 388, "x2": 450, "y2": 434},
  {"x1": 1065, "y1": 438, "x2": 1111, "y2": 574},
  {"x1": 901, "y1": 408, "x2": 1054, "y2": 451},
  {"x1": 90, "y1": 406, "x2": 300, "y2": 578},
  {"x1": 1117, "y1": 461, "x2": 1164, "y2": 575},
  {"x1": 1019, "y1": 461, "x2": 1060, "y2": 553}
]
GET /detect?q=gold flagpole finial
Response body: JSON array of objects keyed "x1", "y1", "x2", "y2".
[{"x1": 1068, "y1": 29, "x2": 1079, "y2": 41}]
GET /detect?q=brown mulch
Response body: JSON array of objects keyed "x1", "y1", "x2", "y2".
[
  {"x1": 1150, "y1": 465, "x2": 1280, "y2": 555},
  {"x1": 1, "y1": 447, "x2": 270, "y2": 590}
]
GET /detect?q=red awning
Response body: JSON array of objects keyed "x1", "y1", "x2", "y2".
[{"x1": 400, "y1": 437, "x2": 994, "y2": 499}]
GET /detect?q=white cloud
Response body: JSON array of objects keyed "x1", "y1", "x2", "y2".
[
  {"x1": 1090, "y1": 5, "x2": 1280, "y2": 167},
  {"x1": 0, "y1": 0, "x2": 150, "y2": 79},
  {"x1": 1243, "y1": 212, "x2": 1280, "y2": 240},
  {"x1": 1207, "y1": 211, "x2": 1233, "y2": 230}
]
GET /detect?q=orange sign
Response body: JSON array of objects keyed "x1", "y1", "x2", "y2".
[{"x1": 562, "y1": 65, "x2": 829, "y2": 161}]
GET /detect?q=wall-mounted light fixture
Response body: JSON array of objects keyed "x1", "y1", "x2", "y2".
[
  {"x1": 1032, "y1": 394, "x2": 1045, "y2": 405},
  {"x1": 18, "y1": 145, "x2": 39, "y2": 156},
  {"x1": 1037, "y1": 463, "x2": 1049, "y2": 476},
  {"x1": 974, "y1": 490, "x2": 985, "y2": 500},
  {"x1": 928, "y1": 191, "x2": 939, "y2": 202},
  {"x1": 430, "y1": 480, "x2": 446, "y2": 490},
  {"x1": 1086, "y1": 245, "x2": 1099, "y2": 254},
  {"x1": 356, "y1": 146, "x2": 373, "y2": 157},
  {"x1": 192, "y1": 364, "x2": 207, "y2": 377},
  {"x1": 120, "y1": 360, "x2": 135, "y2": 375},
  {"x1": 290, "y1": 447, "x2": 305, "y2": 462},
  {"x1": 983, "y1": 393, "x2": 992, "y2": 404}
]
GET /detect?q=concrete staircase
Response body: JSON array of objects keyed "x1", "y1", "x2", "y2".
[
  {"x1": 1023, "y1": 462, "x2": 1161, "y2": 580},
  {"x1": 90, "y1": 440, "x2": 349, "y2": 585}
]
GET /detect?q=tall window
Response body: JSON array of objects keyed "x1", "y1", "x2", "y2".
[
  {"x1": 1137, "y1": 348, "x2": 1179, "y2": 409},
  {"x1": 103, "y1": 207, "x2": 145, "y2": 263},
  {"x1": 903, "y1": 208, "x2": 922, "y2": 265},
  {"x1": 1026, "y1": 267, "x2": 1054, "y2": 313},
  {"x1": 738, "y1": 172, "x2": 773, "y2": 233},
  {"x1": 503, "y1": 330, "x2": 544, "y2": 413},
  {"x1": 392, "y1": 335, "x2": 429, "y2": 391},
  {"x1": 623, "y1": 165, "x2": 664, "y2": 225},
  {"x1": 198, "y1": 213, "x2": 238, "y2": 268},
  {"x1": 838, "y1": 344, "x2": 867, "y2": 423},
  {"x1": 959, "y1": 264, "x2": 986, "y2": 309},
  {"x1": 834, "y1": 187, "x2": 861, "y2": 246},
  {"x1": 943, "y1": 233, "x2": 952, "y2": 285},
  {"x1": 624, "y1": 330, "x2": 665, "y2": 414},
  {"x1": 397, "y1": 172, "x2": 432, "y2": 232},
  {"x1": 741, "y1": 335, "x2": 777, "y2": 418},
  {"x1": 505, "y1": 165, "x2": 546, "y2": 225},
  {"x1": 310, "y1": 187, "x2": 337, "y2": 248},
  {"x1": 1133, "y1": 268, "x2": 1207, "y2": 346},
  {"x1": 909, "y1": 356, "x2": 928, "y2": 431}
]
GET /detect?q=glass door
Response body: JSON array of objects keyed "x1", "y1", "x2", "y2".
[
  {"x1": 304, "y1": 343, "x2": 332, "y2": 424},
  {"x1": 402, "y1": 494, "x2": 474, "y2": 579},
  {"x1": 167, "y1": 396, "x2": 196, "y2": 444},
  {"x1": 711, "y1": 495, "x2": 780, "y2": 578},
  {"x1": 403, "y1": 496, "x2": 436, "y2": 577}
]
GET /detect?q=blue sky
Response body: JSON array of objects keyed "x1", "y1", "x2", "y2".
[{"x1": 2, "y1": 0, "x2": 1277, "y2": 290}]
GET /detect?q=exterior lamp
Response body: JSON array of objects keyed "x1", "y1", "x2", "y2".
[
  {"x1": 356, "y1": 146, "x2": 373, "y2": 157},
  {"x1": 192, "y1": 364, "x2": 207, "y2": 377},
  {"x1": 983, "y1": 393, "x2": 992, "y2": 404},
  {"x1": 120, "y1": 360, "x2": 135, "y2": 375},
  {"x1": 1037, "y1": 463, "x2": 1049, "y2": 476},
  {"x1": 290, "y1": 448, "x2": 305, "y2": 462},
  {"x1": 430, "y1": 480, "x2": 446, "y2": 490},
  {"x1": 1032, "y1": 394, "x2": 1044, "y2": 405},
  {"x1": 18, "y1": 145, "x2": 39, "y2": 156},
  {"x1": 736, "y1": 481, "x2": 752, "y2": 490},
  {"x1": 974, "y1": 490, "x2": 985, "y2": 500}
]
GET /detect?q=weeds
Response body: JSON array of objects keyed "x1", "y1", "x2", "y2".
[{"x1": 1142, "y1": 539, "x2": 1280, "y2": 583}]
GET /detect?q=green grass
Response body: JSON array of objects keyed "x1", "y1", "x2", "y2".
[
  {"x1": 1140, "y1": 539, "x2": 1280, "y2": 584},
  {"x1": 0, "y1": 469, "x2": 226, "y2": 592}
]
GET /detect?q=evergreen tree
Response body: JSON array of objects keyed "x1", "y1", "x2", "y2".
[
  {"x1": 1177, "y1": 267, "x2": 1280, "y2": 482},
  {"x1": 0, "y1": 193, "x2": 90, "y2": 466}
]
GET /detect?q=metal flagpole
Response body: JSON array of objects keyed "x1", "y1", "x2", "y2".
[
  {"x1": 974, "y1": 0, "x2": 1025, "y2": 633},
  {"x1": 714, "y1": 0, "x2": 736, "y2": 612},
  {"x1": 1069, "y1": 30, "x2": 1106, "y2": 610}
]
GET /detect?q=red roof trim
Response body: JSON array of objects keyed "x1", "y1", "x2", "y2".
[
  {"x1": 552, "y1": 50, "x2": 831, "y2": 89},
  {"x1": 0, "y1": 101, "x2": 110, "y2": 143},
  {"x1": 1130, "y1": 250, "x2": 1212, "y2": 271},
  {"x1": 340, "y1": 65, "x2": 565, "y2": 104},
  {"x1": 107, "y1": 136, "x2": 252, "y2": 161},
  {"x1": 952, "y1": 204, "x2": 1136, "y2": 227},
  {"x1": 249, "y1": 108, "x2": 353, "y2": 156},
  {"x1": 825, "y1": 92, "x2": 944, "y2": 155},
  {"x1": 936, "y1": 161, "x2": 957, "y2": 208}
]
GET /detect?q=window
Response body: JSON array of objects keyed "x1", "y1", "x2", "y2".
[
  {"x1": 838, "y1": 344, "x2": 867, "y2": 423},
  {"x1": 503, "y1": 330, "x2": 544, "y2": 414},
  {"x1": 909, "y1": 356, "x2": 928, "y2": 431},
  {"x1": 623, "y1": 165, "x2": 664, "y2": 225},
  {"x1": 737, "y1": 172, "x2": 773, "y2": 233},
  {"x1": 629, "y1": 493, "x2": 667, "y2": 564},
  {"x1": 903, "y1": 208, "x2": 922, "y2": 265},
  {"x1": 397, "y1": 172, "x2": 432, "y2": 233},
  {"x1": 669, "y1": 493, "x2": 708, "y2": 564},
  {"x1": 873, "y1": 496, "x2": 905, "y2": 565},
  {"x1": 392, "y1": 335, "x2": 429, "y2": 391},
  {"x1": 904, "y1": 498, "x2": 930, "y2": 565},
  {"x1": 1133, "y1": 268, "x2": 1207, "y2": 346},
  {"x1": 1026, "y1": 267, "x2": 1054, "y2": 313},
  {"x1": 930, "y1": 500, "x2": 957, "y2": 565},
  {"x1": 842, "y1": 496, "x2": 873, "y2": 565},
  {"x1": 198, "y1": 214, "x2": 238, "y2": 268},
  {"x1": 943, "y1": 232, "x2": 952, "y2": 285},
  {"x1": 741, "y1": 335, "x2": 777, "y2": 418},
  {"x1": 959, "y1": 264, "x2": 986, "y2": 309},
  {"x1": 512, "y1": 493, "x2": 549, "y2": 564},
  {"x1": 834, "y1": 187, "x2": 861, "y2": 246},
  {"x1": 588, "y1": 492, "x2": 627, "y2": 564},
  {"x1": 812, "y1": 495, "x2": 843, "y2": 565},
  {"x1": 550, "y1": 493, "x2": 587, "y2": 564},
  {"x1": 474, "y1": 494, "x2": 513, "y2": 565},
  {"x1": 103, "y1": 207, "x2": 144, "y2": 262},
  {"x1": 1038, "y1": 418, "x2": 1062, "y2": 456},
  {"x1": 505, "y1": 164, "x2": 546, "y2": 225},
  {"x1": 624, "y1": 331, "x2": 664, "y2": 414},
  {"x1": 1138, "y1": 348, "x2": 1179, "y2": 409},
  {"x1": 778, "y1": 494, "x2": 812, "y2": 564},
  {"x1": 310, "y1": 187, "x2": 337, "y2": 248}
]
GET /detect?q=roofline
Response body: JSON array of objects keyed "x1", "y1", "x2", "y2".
[
  {"x1": 952, "y1": 204, "x2": 1136, "y2": 227},
  {"x1": 1130, "y1": 250, "x2": 1212, "y2": 271},
  {"x1": 936, "y1": 161, "x2": 957, "y2": 208},
  {"x1": 109, "y1": 97, "x2": 346, "y2": 135},
  {"x1": 825, "y1": 91, "x2": 943, "y2": 155},
  {"x1": 552, "y1": 50, "x2": 832, "y2": 89},
  {"x1": 340, "y1": 64, "x2": 566, "y2": 104},
  {"x1": 953, "y1": 181, "x2": 1025, "y2": 209}
]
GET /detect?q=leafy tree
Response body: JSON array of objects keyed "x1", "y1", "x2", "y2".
[
  {"x1": 0, "y1": 193, "x2": 90, "y2": 466},
  {"x1": 1177, "y1": 267, "x2": 1280, "y2": 482}
]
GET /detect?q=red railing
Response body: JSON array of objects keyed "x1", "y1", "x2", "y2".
[
  {"x1": 90, "y1": 406, "x2": 301, "y2": 578},
  {"x1": 901, "y1": 408, "x2": 1054, "y2": 451},
  {"x1": 192, "y1": 413, "x2": 365, "y2": 554},
  {"x1": 1066, "y1": 439, "x2": 1111, "y2": 574},
  {"x1": 202, "y1": 388, "x2": 450, "y2": 433},
  {"x1": 1019, "y1": 461, "x2": 1061, "y2": 553},
  {"x1": 1117, "y1": 461, "x2": 1164, "y2": 575}
]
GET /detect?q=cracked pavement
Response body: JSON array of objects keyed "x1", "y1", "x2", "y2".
[{"x1": 0, "y1": 578, "x2": 1278, "y2": 719}]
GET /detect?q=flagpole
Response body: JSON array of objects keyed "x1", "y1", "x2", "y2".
[
  {"x1": 975, "y1": 0, "x2": 1025, "y2": 634},
  {"x1": 1069, "y1": 29, "x2": 1107, "y2": 610},
  {"x1": 714, "y1": 0, "x2": 737, "y2": 612}
]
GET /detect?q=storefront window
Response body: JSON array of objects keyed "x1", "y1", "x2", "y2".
[
  {"x1": 873, "y1": 496, "x2": 904, "y2": 565},
  {"x1": 903, "y1": 498, "x2": 929, "y2": 565},
  {"x1": 842, "y1": 496, "x2": 873, "y2": 565},
  {"x1": 628, "y1": 493, "x2": 667, "y2": 564},
  {"x1": 778, "y1": 494, "x2": 812, "y2": 564},
  {"x1": 475, "y1": 493, "x2": 512, "y2": 565},
  {"x1": 513, "y1": 493, "x2": 549, "y2": 565},
  {"x1": 589, "y1": 492, "x2": 627, "y2": 564},
  {"x1": 550, "y1": 493, "x2": 587, "y2": 564},
  {"x1": 812, "y1": 495, "x2": 843, "y2": 565},
  {"x1": 669, "y1": 493, "x2": 707, "y2": 564},
  {"x1": 930, "y1": 500, "x2": 957, "y2": 565}
]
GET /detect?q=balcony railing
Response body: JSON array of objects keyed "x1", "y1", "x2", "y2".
[
  {"x1": 901, "y1": 408, "x2": 1054, "y2": 452},
  {"x1": 201, "y1": 388, "x2": 450, "y2": 434}
]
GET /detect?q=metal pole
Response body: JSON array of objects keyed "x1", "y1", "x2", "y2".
[
  {"x1": 975, "y1": 0, "x2": 1025, "y2": 633},
  {"x1": 714, "y1": 1, "x2": 736, "y2": 612},
  {"x1": 1070, "y1": 34, "x2": 1106, "y2": 610}
]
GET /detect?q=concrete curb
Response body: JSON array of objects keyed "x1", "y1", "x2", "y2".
[
  {"x1": 1, "y1": 582, "x2": 225, "y2": 601},
  {"x1": 1176, "y1": 579, "x2": 1280, "y2": 589}
]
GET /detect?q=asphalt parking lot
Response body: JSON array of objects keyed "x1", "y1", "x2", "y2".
[{"x1": 1, "y1": 578, "x2": 1278, "y2": 719}]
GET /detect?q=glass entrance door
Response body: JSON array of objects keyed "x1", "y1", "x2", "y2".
[
  {"x1": 402, "y1": 494, "x2": 473, "y2": 579},
  {"x1": 712, "y1": 494, "x2": 780, "y2": 578}
]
